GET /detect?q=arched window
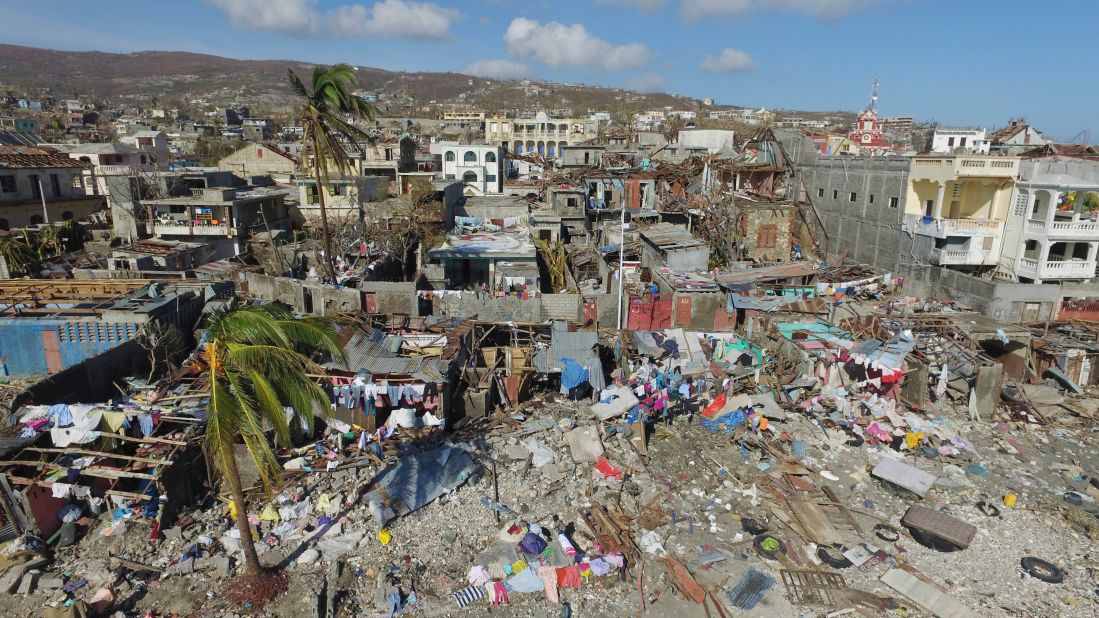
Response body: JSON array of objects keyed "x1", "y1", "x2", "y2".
[
  {"x1": 30, "y1": 215, "x2": 44, "y2": 225},
  {"x1": 464, "y1": 151, "x2": 478, "y2": 163},
  {"x1": 62, "y1": 211, "x2": 74, "y2": 221},
  {"x1": 547, "y1": 142, "x2": 556, "y2": 158},
  {"x1": 484, "y1": 151, "x2": 496, "y2": 163},
  {"x1": 462, "y1": 171, "x2": 478, "y2": 183},
  {"x1": 78, "y1": 156, "x2": 91, "y2": 163},
  {"x1": 514, "y1": 143, "x2": 523, "y2": 154},
  {"x1": 0, "y1": 218, "x2": 9, "y2": 231},
  {"x1": 445, "y1": 151, "x2": 456, "y2": 162}
]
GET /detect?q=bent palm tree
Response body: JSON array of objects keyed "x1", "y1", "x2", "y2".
[
  {"x1": 287, "y1": 64, "x2": 376, "y2": 282},
  {"x1": 198, "y1": 303, "x2": 344, "y2": 577}
]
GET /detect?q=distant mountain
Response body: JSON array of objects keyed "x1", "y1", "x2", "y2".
[{"x1": 0, "y1": 44, "x2": 693, "y2": 117}]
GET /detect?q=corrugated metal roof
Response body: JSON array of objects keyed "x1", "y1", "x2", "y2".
[
  {"x1": 639, "y1": 223, "x2": 705, "y2": 249},
  {"x1": 533, "y1": 328, "x2": 597, "y2": 372}
]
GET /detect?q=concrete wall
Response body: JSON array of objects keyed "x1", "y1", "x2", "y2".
[
  {"x1": 244, "y1": 272, "x2": 363, "y2": 316},
  {"x1": 541, "y1": 293, "x2": 581, "y2": 321},
  {"x1": 432, "y1": 292, "x2": 580, "y2": 322},
  {"x1": 742, "y1": 207, "x2": 795, "y2": 262},
  {"x1": 358, "y1": 280, "x2": 417, "y2": 315}
]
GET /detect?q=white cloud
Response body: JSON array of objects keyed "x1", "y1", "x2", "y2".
[
  {"x1": 680, "y1": 0, "x2": 881, "y2": 22},
  {"x1": 700, "y1": 48, "x2": 755, "y2": 73},
  {"x1": 330, "y1": 0, "x2": 461, "y2": 39},
  {"x1": 206, "y1": 0, "x2": 322, "y2": 36},
  {"x1": 206, "y1": 0, "x2": 461, "y2": 39},
  {"x1": 596, "y1": 0, "x2": 667, "y2": 12},
  {"x1": 627, "y1": 73, "x2": 666, "y2": 93},
  {"x1": 504, "y1": 18, "x2": 651, "y2": 71},
  {"x1": 463, "y1": 59, "x2": 533, "y2": 79}
]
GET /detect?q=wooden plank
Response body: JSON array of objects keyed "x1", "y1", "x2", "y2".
[
  {"x1": 23, "y1": 447, "x2": 171, "y2": 467},
  {"x1": 786, "y1": 498, "x2": 840, "y2": 545},
  {"x1": 821, "y1": 485, "x2": 864, "y2": 535},
  {"x1": 0, "y1": 460, "x2": 157, "y2": 481}
]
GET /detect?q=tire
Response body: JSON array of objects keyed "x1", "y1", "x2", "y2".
[
  {"x1": 873, "y1": 523, "x2": 900, "y2": 542},
  {"x1": 908, "y1": 527, "x2": 960, "y2": 552},
  {"x1": 977, "y1": 501, "x2": 1001, "y2": 518},
  {"x1": 741, "y1": 517, "x2": 768, "y2": 535},
  {"x1": 753, "y1": 534, "x2": 786, "y2": 560},
  {"x1": 817, "y1": 545, "x2": 853, "y2": 569},
  {"x1": 1021, "y1": 557, "x2": 1064, "y2": 583}
]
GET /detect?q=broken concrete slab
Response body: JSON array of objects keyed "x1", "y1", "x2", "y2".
[
  {"x1": 871, "y1": 457, "x2": 938, "y2": 497},
  {"x1": 564, "y1": 425, "x2": 604, "y2": 463},
  {"x1": 881, "y1": 567, "x2": 977, "y2": 618}
]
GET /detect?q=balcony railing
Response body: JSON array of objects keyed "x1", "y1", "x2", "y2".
[
  {"x1": 932, "y1": 248, "x2": 994, "y2": 266},
  {"x1": 906, "y1": 214, "x2": 1004, "y2": 238},
  {"x1": 1017, "y1": 258, "x2": 1096, "y2": 279},
  {"x1": 910, "y1": 155, "x2": 1019, "y2": 181},
  {"x1": 1025, "y1": 218, "x2": 1099, "y2": 238},
  {"x1": 95, "y1": 164, "x2": 155, "y2": 175}
]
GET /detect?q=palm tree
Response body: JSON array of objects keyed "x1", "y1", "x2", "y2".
[
  {"x1": 0, "y1": 233, "x2": 35, "y2": 275},
  {"x1": 198, "y1": 302, "x2": 345, "y2": 577},
  {"x1": 287, "y1": 64, "x2": 376, "y2": 281}
]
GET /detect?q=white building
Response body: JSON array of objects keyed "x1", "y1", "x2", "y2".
[
  {"x1": 931, "y1": 128, "x2": 990, "y2": 154},
  {"x1": 1001, "y1": 152, "x2": 1099, "y2": 284},
  {"x1": 437, "y1": 143, "x2": 504, "y2": 195},
  {"x1": 484, "y1": 112, "x2": 597, "y2": 159}
]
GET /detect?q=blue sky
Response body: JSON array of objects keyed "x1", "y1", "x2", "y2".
[{"x1": 2, "y1": 0, "x2": 1095, "y2": 141}]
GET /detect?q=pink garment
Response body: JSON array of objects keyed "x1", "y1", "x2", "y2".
[
  {"x1": 491, "y1": 581, "x2": 509, "y2": 605},
  {"x1": 537, "y1": 566, "x2": 559, "y2": 603},
  {"x1": 467, "y1": 565, "x2": 490, "y2": 587}
]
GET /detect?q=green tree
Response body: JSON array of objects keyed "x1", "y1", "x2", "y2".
[
  {"x1": 0, "y1": 233, "x2": 36, "y2": 274},
  {"x1": 287, "y1": 64, "x2": 376, "y2": 281},
  {"x1": 199, "y1": 303, "x2": 344, "y2": 577}
]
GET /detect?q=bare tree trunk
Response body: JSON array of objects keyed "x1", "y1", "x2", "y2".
[
  {"x1": 314, "y1": 167, "x2": 338, "y2": 282},
  {"x1": 223, "y1": 447, "x2": 264, "y2": 577}
]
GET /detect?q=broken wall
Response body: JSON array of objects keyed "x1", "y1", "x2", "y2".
[{"x1": 740, "y1": 207, "x2": 795, "y2": 262}]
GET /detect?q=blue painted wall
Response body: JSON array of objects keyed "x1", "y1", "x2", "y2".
[{"x1": 0, "y1": 319, "x2": 137, "y2": 377}]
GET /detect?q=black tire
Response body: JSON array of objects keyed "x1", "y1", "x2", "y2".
[
  {"x1": 741, "y1": 517, "x2": 768, "y2": 535},
  {"x1": 873, "y1": 523, "x2": 900, "y2": 542},
  {"x1": 977, "y1": 501, "x2": 1001, "y2": 518},
  {"x1": 817, "y1": 545, "x2": 853, "y2": 568},
  {"x1": 1021, "y1": 557, "x2": 1064, "y2": 583},
  {"x1": 908, "y1": 527, "x2": 960, "y2": 552},
  {"x1": 753, "y1": 534, "x2": 786, "y2": 560}
]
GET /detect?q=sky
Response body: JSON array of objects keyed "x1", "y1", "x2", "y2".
[{"x1": 1, "y1": 0, "x2": 1095, "y2": 141}]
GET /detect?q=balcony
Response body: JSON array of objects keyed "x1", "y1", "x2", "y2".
[
  {"x1": 906, "y1": 214, "x2": 1004, "y2": 238},
  {"x1": 910, "y1": 156, "x2": 1019, "y2": 182},
  {"x1": 95, "y1": 164, "x2": 155, "y2": 175},
  {"x1": 153, "y1": 219, "x2": 232, "y2": 236},
  {"x1": 1024, "y1": 218, "x2": 1099, "y2": 240},
  {"x1": 932, "y1": 248, "x2": 995, "y2": 266},
  {"x1": 1017, "y1": 258, "x2": 1096, "y2": 280}
]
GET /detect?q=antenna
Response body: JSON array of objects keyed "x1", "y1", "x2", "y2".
[{"x1": 867, "y1": 78, "x2": 879, "y2": 114}]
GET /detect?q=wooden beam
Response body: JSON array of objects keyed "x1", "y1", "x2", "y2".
[
  {"x1": 23, "y1": 447, "x2": 172, "y2": 467},
  {"x1": 0, "y1": 460, "x2": 157, "y2": 481}
]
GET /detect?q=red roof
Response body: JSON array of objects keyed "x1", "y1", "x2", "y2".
[{"x1": 0, "y1": 146, "x2": 88, "y2": 169}]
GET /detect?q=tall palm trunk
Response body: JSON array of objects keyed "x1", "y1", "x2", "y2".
[
  {"x1": 224, "y1": 447, "x2": 263, "y2": 577},
  {"x1": 313, "y1": 153, "x2": 338, "y2": 283}
]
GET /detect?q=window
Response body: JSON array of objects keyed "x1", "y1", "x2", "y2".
[
  {"x1": 925, "y1": 199, "x2": 934, "y2": 215},
  {"x1": 484, "y1": 151, "x2": 496, "y2": 163},
  {"x1": 257, "y1": 148, "x2": 264, "y2": 159},
  {"x1": 0, "y1": 175, "x2": 15, "y2": 193},
  {"x1": 947, "y1": 137, "x2": 955, "y2": 147},
  {"x1": 831, "y1": 189, "x2": 838, "y2": 199},
  {"x1": 849, "y1": 192, "x2": 857, "y2": 202},
  {"x1": 444, "y1": 151, "x2": 456, "y2": 162},
  {"x1": 490, "y1": 122, "x2": 498, "y2": 133},
  {"x1": 485, "y1": 174, "x2": 497, "y2": 182},
  {"x1": 50, "y1": 173, "x2": 61, "y2": 197},
  {"x1": 463, "y1": 151, "x2": 477, "y2": 163},
  {"x1": 140, "y1": 155, "x2": 147, "y2": 165},
  {"x1": 29, "y1": 174, "x2": 40, "y2": 199},
  {"x1": 30, "y1": 214, "x2": 43, "y2": 225},
  {"x1": 817, "y1": 188, "x2": 824, "y2": 198},
  {"x1": 869, "y1": 194, "x2": 875, "y2": 204},
  {"x1": 888, "y1": 197, "x2": 898, "y2": 208},
  {"x1": 756, "y1": 224, "x2": 777, "y2": 248},
  {"x1": 960, "y1": 137, "x2": 967, "y2": 147},
  {"x1": 462, "y1": 171, "x2": 478, "y2": 183},
  {"x1": 445, "y1": 174, "x2": 455, "y2": 180},
  {"x1": 71, "y1": 174, "x2": 83, "y2": 189}
]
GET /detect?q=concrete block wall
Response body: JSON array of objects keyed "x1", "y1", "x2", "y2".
[
  {"x1": 358, "y1": 281, "x2": 417, "y2": 315},
  {"x1": 541, "y1": 294, "x2": 581, "y2": 321},
  {"x1": 433, "y1": 293, "x2": 542, "y2": 322}
]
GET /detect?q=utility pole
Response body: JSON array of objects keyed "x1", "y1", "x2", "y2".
[
  {"x1": 616, "y1": 200, "x2": 627, "y2": 330},
  {"x1": 37, "y1": 178, "x2": 49, "y2": 224}
]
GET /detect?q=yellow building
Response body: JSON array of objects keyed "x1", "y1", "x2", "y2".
[{"x1": 902, "y1": 155, "x2": 1019, "y2": 267}]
